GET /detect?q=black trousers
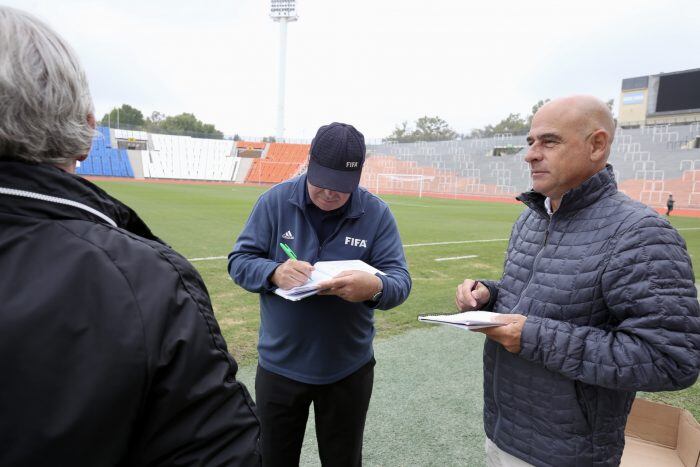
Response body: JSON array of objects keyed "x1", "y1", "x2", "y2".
[{"x1": 255, "y1": 358, "x2": 375, "y2": 467}]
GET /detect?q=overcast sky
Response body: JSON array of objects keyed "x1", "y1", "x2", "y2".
[{"x1": 6, "y1": 0, "x2": 700, "y2": 141}]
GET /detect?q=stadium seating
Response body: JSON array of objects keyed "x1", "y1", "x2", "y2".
[
  {"x1": 78, "y1": 122, "x2": 700, "y2": 209},
  {"x1": 112, "y1": 128, "x2": 149, "y2": 141},
  {"x1": 364, "y1": 136, "x2": 529, "y2": 197},
  {"x1": 364, "y1": 123, "x2": 700, "y2": 207},
  {"x1": 76, "y1": 126, "x2": 134, "y2": 177},
  {"x1": 143, "y1": 134, "x2": 237, "y2": 181},
  {"x1": 236, "y1": 141, "x2": 266, "y2": 150},
  {"x1": 245, "y1": 143, "x2": 309, "y2": 184}
]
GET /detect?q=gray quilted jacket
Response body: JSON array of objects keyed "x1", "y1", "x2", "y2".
[{"x1": 481, "y1": 165, "x2": 700, "y2": 467}]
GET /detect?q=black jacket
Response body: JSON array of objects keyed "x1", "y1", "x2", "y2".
[
  {"x1": 0, "y1": 161, "x2": 260, "y2": 466},
  {"x1": 482, "y1": 165, "x2": 700, "y2": 466}
]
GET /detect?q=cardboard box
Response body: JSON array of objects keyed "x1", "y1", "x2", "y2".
[{"x1": 622, "y1": 398, "x2": 700, "y2": 467}]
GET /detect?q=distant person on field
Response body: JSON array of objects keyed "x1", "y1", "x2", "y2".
[
  {"x1": 0, "y1": 7, "x2": 259, "y2": 466},
  {"x1": 229, "y1": 122, "x2": 411, "y2": 466},
  {"x1": 667, "y1": 193, "x2": 675, "y2": 216},
  {"x1": 455, "y1": 96, "x2": 700, "y2": 466}
]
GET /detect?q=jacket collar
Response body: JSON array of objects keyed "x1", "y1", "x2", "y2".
[
  {"x1": 288, "y1": 173, "x2": 365, "y2": 219},
  {"x1": 517, "y1": 164, "x2": 618, "y2": 218},
  {"x1": 0, "y1": 160, "x2": 163, "y2": 243}
]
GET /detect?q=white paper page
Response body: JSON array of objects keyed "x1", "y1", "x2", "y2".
[
  {"x1": 418, "y1": 311, "x2": 507, "y2": 330},
  {"x1": 284, "y1": 269, "x2": 333, "y2": 294},
  {"x1": 274, "y1": 268, "x2": 333, "y2": 299},
  {"x1": 273, "y1": 260, "x2": 384, "y2": 301},
  {"x1": 273, "y1": 287, "x2": 317, "y2": 301},
  {"x1": 314, "y1": 260, "x2": 386, "y2": 277}
]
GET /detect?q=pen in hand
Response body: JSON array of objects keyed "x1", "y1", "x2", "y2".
[
  {"x1": 273, "y1": 243, "x2": 314, "y2": 289},
  {"x1": 456, "y1": 279, "x2": 488, "y2": 311},
  {"x1": 279, "y1": 242, "x2": 298, "y2": 260}
]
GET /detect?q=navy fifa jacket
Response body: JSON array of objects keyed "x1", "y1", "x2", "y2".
[{"x1": 228, "y1": 174, "x2": 411, "y2": 384}]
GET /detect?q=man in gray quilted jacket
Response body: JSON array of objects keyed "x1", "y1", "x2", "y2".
[{"x1": 456, "y1": 95, "x2": 700, "y2": 467}]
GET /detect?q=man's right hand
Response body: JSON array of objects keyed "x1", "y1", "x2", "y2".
[
  {"x1": 271, "y1": 259, "x2": 314, "y2": 290},
  {"x1": 455, "y1": 279, "x2": 490, "y2": 311}
]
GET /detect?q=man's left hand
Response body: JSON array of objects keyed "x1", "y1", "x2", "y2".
[
  {"x1": 475, "y1": 314, "x2": 527, "y2": 354},
  {"x1": 317, "y1": 270, "x2": 382, "y2": 303}
]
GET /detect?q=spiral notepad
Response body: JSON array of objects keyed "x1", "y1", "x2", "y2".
[{"x1": 418, "y1": 311, "x2": 506, "y2": 330}]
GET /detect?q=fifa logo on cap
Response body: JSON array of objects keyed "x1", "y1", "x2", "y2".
[{"x1": 346, "y1": 161, "x2": 359, "y2": 168}]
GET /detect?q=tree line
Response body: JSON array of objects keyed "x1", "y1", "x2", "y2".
[
  {"x1": 384, "y1": 99, "x2": 614, "y2": 143},
  {"x1": 100, "y1": 104, "x2": 224, "y2": 139}
]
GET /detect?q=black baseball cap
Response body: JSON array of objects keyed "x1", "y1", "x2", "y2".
[{"x1": 307, "y1": 122, "x2": 366, "y2": 193}]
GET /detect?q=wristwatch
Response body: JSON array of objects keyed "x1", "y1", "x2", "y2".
[{"x1": 371, "y1": 282, "x2": 383, "y2": 302}]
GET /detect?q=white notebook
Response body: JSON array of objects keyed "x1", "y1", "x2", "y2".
[
  {"x1": 418, "y1": 311, "x2": 506, "y2": 330},
  {"x1": 274, "y1": 260, "x2": 385, "y2": 301}
]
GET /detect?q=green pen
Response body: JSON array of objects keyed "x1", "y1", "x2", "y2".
[{"x1": 279, "y1": 242, "x2": 298, "y2": 260}]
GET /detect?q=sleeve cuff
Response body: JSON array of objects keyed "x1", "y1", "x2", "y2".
[
  {"x1": 518, "y1": 315, "x2": 543, "y2": 360},
  {"x1": 364, "y1": 273, "x2": 387, "y2": 309},
  {"x1": 479, "y1": 280, "x2": 499, "y2": 311},
  {"x1": 263, "y1": 262, "x2": 281, "y2": 292}
]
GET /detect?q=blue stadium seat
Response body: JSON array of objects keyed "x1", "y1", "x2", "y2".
[{"x1": 76, "y1": 126, "x2": 135, "y2": 177}]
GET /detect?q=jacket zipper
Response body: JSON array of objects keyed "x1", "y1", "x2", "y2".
[
  {"x1": 322, "y1": 217, "x2": 349, "y2": 252},
  {"x1": 298, "y1": 209, "x2": 321, "y2": 261},
  {"x1": 509, "y1": 217, "x2": 551, "y2": 316},
  {"x1": 492, "y1": 215, "x2": 551, "y2": 441},
  {"x1": 0, "y1": 186, "x2": 117, "y2": 227}
]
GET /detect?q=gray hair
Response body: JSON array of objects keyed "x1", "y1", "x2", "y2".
[{"x1": 0, "y1": 7, "x2": 94, "y2": 165}]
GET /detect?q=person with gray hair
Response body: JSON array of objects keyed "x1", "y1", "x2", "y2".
[
  {"x1": 0, "y1": 7, "x2": 260, "y2": 466},
  {"x1": 456, "y1": 96, "x2": 700, "y2": 466}
]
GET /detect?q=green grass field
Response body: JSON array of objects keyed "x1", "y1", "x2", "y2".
[{"x1": 95, "y1": 180, "x2": 700, "y2": 420}]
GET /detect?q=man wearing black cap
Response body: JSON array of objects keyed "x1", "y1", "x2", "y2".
[{"x1": 229, "y1": 122, "x2": 412, "y2": 466}]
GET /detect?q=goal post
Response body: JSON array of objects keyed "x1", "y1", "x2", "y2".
[{"x1": 375, "y1": 173, "x2": 435, "y2": 198}]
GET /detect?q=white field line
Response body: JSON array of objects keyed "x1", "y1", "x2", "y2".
[
  {"x1": 435, "y1": 255, "x2": 478, "y2": 262},
  {"x1": 404, "y1": 238, "x2": 508, "y2": 248},
  {"x1": 385, "y1": 201, "x2": 431, "y2": 208},
  {"x1": 677, "y1": 227, "x2": 700, "y2": 231},
  {"x1": 190, "y1": 255, "x2": 227, "y2": 262},
  {"x1": 187, "y1": 238, "x2": 509, "y2": 262}
]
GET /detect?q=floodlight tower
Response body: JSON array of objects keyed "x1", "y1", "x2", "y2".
[{"x1": 270, "y1": 0, "x2": 297, "y2": 141}]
